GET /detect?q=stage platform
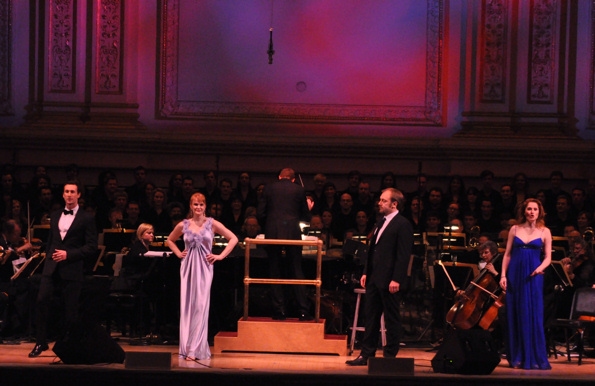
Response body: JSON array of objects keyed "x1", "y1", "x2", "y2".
[{"x1": 0, "y1": 335, "x2": 593, "y2": 386}]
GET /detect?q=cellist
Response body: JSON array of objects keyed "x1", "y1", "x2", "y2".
[
  {"x1": 447, "y1": 240, "x2": 506, "y2": 353},
  {"x1": 453, "y1": 240, "x2": 502, "y2": 298},
  {"x1": 477, "y1": 240, "x2": 502, "y2": 280}
]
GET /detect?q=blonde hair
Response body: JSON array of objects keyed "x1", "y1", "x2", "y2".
[{"x1": 136, "y1": 223, "x2": 154, "y2": 240}]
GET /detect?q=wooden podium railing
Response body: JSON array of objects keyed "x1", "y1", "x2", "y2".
[{"x1": 243, "y1": 238, "x2": 323, "y2": 322}]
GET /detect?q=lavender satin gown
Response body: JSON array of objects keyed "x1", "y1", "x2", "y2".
[
  {"x1": 179, "y1": 218, "x2": 214, "y2": 360},
  {"x1": 506, "y1": 236, "x2": 551, "y2": 370}
]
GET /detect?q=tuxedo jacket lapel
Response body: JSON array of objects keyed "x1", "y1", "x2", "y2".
[{"x1": 62, "y1": 210, "x2": 83, "y2": 241}]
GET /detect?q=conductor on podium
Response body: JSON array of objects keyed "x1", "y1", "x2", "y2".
[{"x1": 257, "y1": 168, "x2": 313, "y2": 321}]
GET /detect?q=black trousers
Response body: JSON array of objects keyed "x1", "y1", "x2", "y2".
[
  {"x1": 35, "y1": 274, "x2": 82, "y2": 345},
  {"x1": 265, "y1": 244, "x2": 310, "y2": 315},
  {"x1": 361, "y1": 281, "x2": 403, "y2": 358}
]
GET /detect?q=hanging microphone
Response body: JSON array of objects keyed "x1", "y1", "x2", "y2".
[{"x1": 267, "y1": 28, "x2": 275, "y2": 64}]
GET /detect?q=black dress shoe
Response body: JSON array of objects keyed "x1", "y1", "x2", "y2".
[
  {"x1": 345, "y1": 355, "x2": 368, "y2": 366},
  {"x1": 272, "y1": 311, "x2": 287, "y2": 320},
  {"x1": 28, "y1": 343, "x2": 49, "y2": 358},
  {"x1": 299, "y1": 312, "x2": 313, "y2": 321}
]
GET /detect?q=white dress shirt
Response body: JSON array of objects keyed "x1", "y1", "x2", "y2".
[{"x1": 58, "y1": 205, "x2": 79, "y2": 240}]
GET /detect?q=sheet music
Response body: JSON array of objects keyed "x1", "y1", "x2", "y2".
[
  {"x1": 144, "y1": 251, "x2": 173, "y2": 258},
  {"x1": 12, "y1": 256, "x2": 27, "y2": 274}
]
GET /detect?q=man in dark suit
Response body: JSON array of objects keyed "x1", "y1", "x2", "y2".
[
  {"x1": 29, "y1": 181, "x2": 97, "y2": 357},
  {"x1": 346, "y1": 188, "x2": 413, "y2": 366},
  {"x1": 257, "y1": 168, "x2": 313, "y2": 320}
]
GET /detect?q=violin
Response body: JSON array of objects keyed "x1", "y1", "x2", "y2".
[
  {"x1": 0, "y1": 245, "x2": 8, "y2": 264},
  {"x1": 571, "y1": 254, "x2": 589, "y2": 269},
  {"x1": 16, "y1": 237, "x2": 39, "y2": 257}
]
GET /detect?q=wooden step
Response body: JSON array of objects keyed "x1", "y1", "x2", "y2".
[{"x1": 214, "y1": 317, "x2": 347, "y2": 356}]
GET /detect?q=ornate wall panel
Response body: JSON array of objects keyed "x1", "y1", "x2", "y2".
[
  {"x1": 480, "y1": 0, "x2": 508, "y2": 103},
  {"x1": 158, "y1": 0, "x2": 445, "y2": 126},
  {"x1": 49, "y1": 0, "x2": 76, "y2": 93},
  {"x1": 590, "y1": 0, "x2": 595, "y2": 126},
  {"x1": 96, "y1": 0, "x2": 123, "y2": 94},
  {"x1": 0, "y1": 0, "x2": 12, "y2": 115},
  {"x1": 527, "y1": 0, "x2": 557, "y2": 104}
]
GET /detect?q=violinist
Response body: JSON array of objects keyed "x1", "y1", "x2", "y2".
[
  {"x1": 0, "y1": 219, "x2": 33, "y2": 282},
  {"x1": 0, "y1": 219, "x2": 33, "y2": 338},
  {"x1": 561, "y1": 238, "x2": 595, "y2": 289}
]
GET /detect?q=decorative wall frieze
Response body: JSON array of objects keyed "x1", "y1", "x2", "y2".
[
  {"x1": 527, "y1": 0, "x2": 557, "y2": 104},
  {"x1": 480, "y1": 0, "x2": 507, "y2": 103},
  {"x1": 96, "y1": 0, "x2": 123, "y2": 94},
  {"x1": 49, "y1": 0, "x2": 76, "y2": 93},
  {"x1": 590, "y1": 0, "x2": 595, "y2": 127},
  {"x1": 0, "y1": 0, "x2": 12, "y2": 115}
]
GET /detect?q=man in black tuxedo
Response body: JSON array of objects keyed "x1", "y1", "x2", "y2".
[
  {"x1": 29, "y1": 181, "x2": 97, "y2": 358},
  {"x1": 346, "y1": 188, "x2": 413, "y2": 366},
  {"x1": 257, "y1": 168, "x2": 313, "y2": 320}
]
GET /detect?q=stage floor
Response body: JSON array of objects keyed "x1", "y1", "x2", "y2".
[{"x1": 1, "y1": 336, "x2": 594, "y2": 386}]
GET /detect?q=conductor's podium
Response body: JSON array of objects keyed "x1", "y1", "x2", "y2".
[
  {"x1": 214, "y1": 317, "x2": 347, "y2": 355},
  {"x1": 213, "y1": 237, "x2": 347, "y2": 356}
]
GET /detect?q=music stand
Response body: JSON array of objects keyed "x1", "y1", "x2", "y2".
[
  {"x1": 552, "y1": 236, "x2": 570, "y2": 253},
  {"x1": 423, "y1": 232, "x2": 441, "y2": 251},
  {"x1": 439, "y1": 228, "x2": 467, "y2": 262},
  {"x1": 127, "y1": 251, "x2": 172, "y2": 346},
  {"x1": 548, "y1": 260, "x2": 573, "y2": 289},
  {"x1": 342, "y1": 238, "x2": 368, "y2": 260},
  {"x1": 151, "y1": 234, "x2": 169, "y2": 251},
  {"x1": 31, "y1": 225, "x2": 50, "y2": 241},
  {"x1": 91, "y1": 245, "x2": 107, "y2": 273},
  {"x1": 11, "y1": 253, "x2": 44, "y2": 280},
  {"x1": 102, "y1": 229, "x2": 135, "y2": 253},
  {"x1": 436, "y1": 260, "x2": 479, "y2": 289},
  {"x1": 442, "y1": 232, "x2": 467, "y2": 248}
]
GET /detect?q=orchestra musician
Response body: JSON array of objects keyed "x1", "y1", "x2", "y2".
[
  {"x1": 0, "y1": 219, "x2": 34, "y2": 338},
  {"x1": 477, "y1": 240, "x2": 502, "y2": 280},
  {"x1": 459, "y1": 240, "x2": 507, "y2": 352},
  {"x1": 552, "y1": 238, "x2": 595, "y2": 321},
  {"x1": 109, "y1": 223, "x2": 159, "y2": 337},
  {"x1": 446, "y1": 240, "x2": 504, "y2": 331},
  {"x1": 121, "y1": 223, "x2": 155, "y2": 278},
  {"x1": 561, "y1": 238, "x2": 595, "y2": 289},
  {"x1": 0, "y1": 219, "x2": 33, "y2": 281}
]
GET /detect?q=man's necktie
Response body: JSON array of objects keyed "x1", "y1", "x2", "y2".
[
  {"x1": 368, "y1": 217, "x2": 386, "y2": 260},
  {"x1": 370, "y1": 217, "x2": 386, "y2": 246},
  {"x1": 374, "y1": 217, "x2": 386, "y2": 236},
  {"x1": 63, "y1": 209, "x2": 74, "y2": 215}
]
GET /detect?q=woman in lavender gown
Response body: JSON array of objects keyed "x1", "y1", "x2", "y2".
[
  {"x1": 500, "y1": 198, "x2": 552, "y2": 370},
  {"x1": 167, "y1": 192, "x2": 238, "y2": 361}
]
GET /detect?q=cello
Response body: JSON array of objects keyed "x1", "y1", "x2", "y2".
[{"x1": 445, "y1": 254, "x2": 505, "y2": 330}]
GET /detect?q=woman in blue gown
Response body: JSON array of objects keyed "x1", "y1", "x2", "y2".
[
  {"x1": 167, "y1": 192, "x2": 238, "y2": 361},
  {"x1": 500, "y1": 198, "x2": 552, "y2": 370}
]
